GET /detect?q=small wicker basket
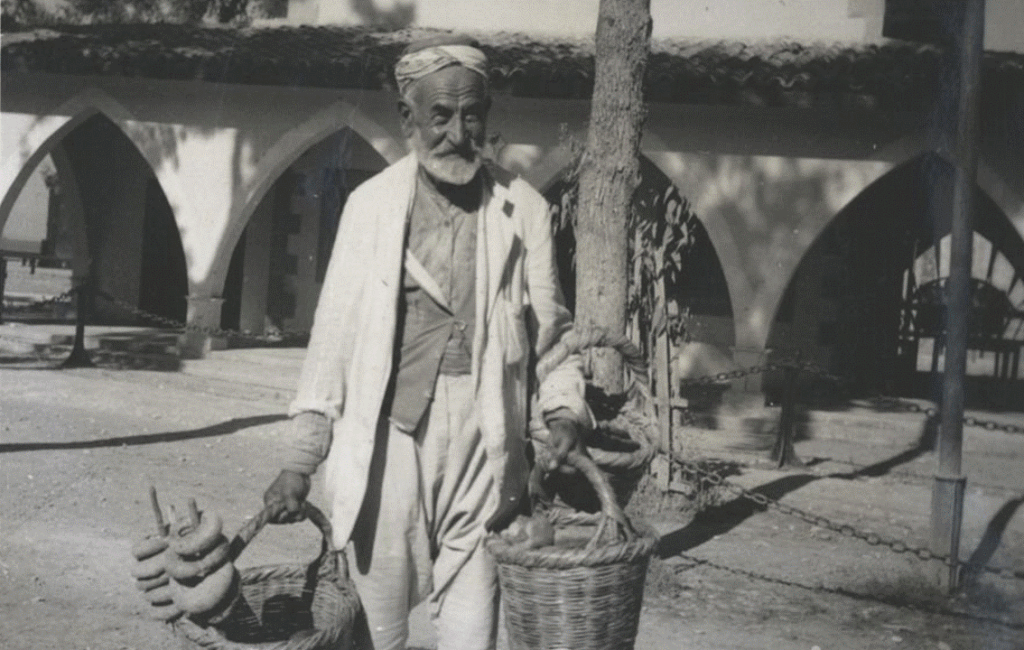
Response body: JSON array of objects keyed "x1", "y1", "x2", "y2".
[
  {"x1": 173, "y1": 503, "x2": 360, "y2": 650},
  {"x1": 487, "y1": 451, "x2": 659, "y2": 650}
]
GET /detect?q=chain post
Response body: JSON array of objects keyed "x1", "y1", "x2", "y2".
[
  {"x1": 771, "y1": 354, "x2": 804, "y2": 469},
  {"x1": 0, "y1": 253, "x2": 7, "y2": 325},
  {"x1": 62, "y1": 281, "x2": 95, "y2": 368}
]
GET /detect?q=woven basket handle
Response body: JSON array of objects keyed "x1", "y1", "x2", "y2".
[
  {"x1": 228, "y1": 502, "x2": 345, "y2": 581},
  {"x1": 563, "y1": 449, "x2": 637, "y2": 549}
]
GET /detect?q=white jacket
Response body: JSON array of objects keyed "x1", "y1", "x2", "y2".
[{"x1": 290, "y1": 153, "x2": 590, "y2": 546}]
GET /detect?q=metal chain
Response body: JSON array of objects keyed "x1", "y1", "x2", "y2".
[
  {"x1": 804, "y1": 367, "x2": 1024, "y2": 436},
  {"x1": 668, "y1": 452, "x2": 1024, "y2": 582},
  {"x1": 670, "y1": 553, "x2": 1024, "y2": 630},
  {"x1": 675, "y1": 360, "x2": 792, "y2": 388},
  {"x1": 13, "y1": 285, "x2": 1021, "y2": 434},
  {"x1": 673, "y1": 353, "x2": 1023, "y2": 435},
  {"x1": 1, "y1": 287, "x2": 77, "y2": 312},
  {"x1": 94, "y1": 289, "x2": 310, "y2": 343}
]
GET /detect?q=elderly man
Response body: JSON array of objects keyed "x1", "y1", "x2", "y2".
[{"x1": 263, "y1": 35, "x2": 591, "y2": 650}]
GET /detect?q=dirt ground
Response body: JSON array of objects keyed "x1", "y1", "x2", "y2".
[{"x1": 1, "y1": 350, "x2": 1022, "y2": 650}]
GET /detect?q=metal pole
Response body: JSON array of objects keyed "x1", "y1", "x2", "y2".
[
  {"x1": 62, "y1": 282, "x2": 95, "y2": 368},
  {"x1": 932, "y1": 0, "x2": 985, "y2": 593}
]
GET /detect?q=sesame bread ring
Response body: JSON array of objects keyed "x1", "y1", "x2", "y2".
[
  {"x1": 135, "y1": 573, "x2": 170, "y2": 592},
  {"x1": 149, "y1": 601, "x2": 184, "y2": 622},
  {"x1": 170, "y1": 511, "x2": 223, "y2": 558},
  {"x1": 166, "y1": 537, "x2": 231, "y2": 585},
  {"x1": 131, "y1": 535, "x2": 168, "y2": 561},
  {"x1": 143, "y1": 584, "x2": 175, "y2": 606},
  {"x1": 129, "y1": 551, "x2": 167, "y2": 580},
  {"x1": 171, "y1": 562, "x2": 238, "y2": 616}
]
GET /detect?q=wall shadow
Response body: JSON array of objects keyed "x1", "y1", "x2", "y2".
[
  {"x1": 0, "y1": 414, "x2": 287, "y2": 453},
  {"x1": 963, "y1": 496, "x2": 1024, "y2": 580},
  {"x1": 657, "y1": 473, "x2": 818, "y2": 557},
  {"x1": 830, "y1": 414, "x2": 939, "y2": 480},
  {"x1": 658, "y1": 413, "x2": 942, "y2": 558}
]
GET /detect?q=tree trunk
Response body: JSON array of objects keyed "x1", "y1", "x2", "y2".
[{"x1": 575, "y1": 0, "x2": 652, "y2": 393}]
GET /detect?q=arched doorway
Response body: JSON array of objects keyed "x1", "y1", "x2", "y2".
[
  {"x1": 1, "y1": 152, "x2": 74, "y2": 322},
  {"x1": 765, "y1": 154, "x2": 1024, "y2": 409},
  {"x1": 57, "y1": 114, "x2": 187, "y2": 324},
  {"x1": 3, "y1": 113, "x2": 187, "y2": 325},
  {"x1": 222, "y1": 128, "x2": 388, "y2": 341}
]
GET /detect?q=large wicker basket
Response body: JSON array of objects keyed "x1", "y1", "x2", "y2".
[
  {"x1": 530, "y1": 327, "x2": 657, "y2": 511},
  {"x1": 487, "y1": 452, "x2": 659, "y2": 650},
  {"x1": 173, "y1": 503, "x2": 360, "y2": 650}
]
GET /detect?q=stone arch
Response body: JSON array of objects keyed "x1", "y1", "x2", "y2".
[
  {"x1": 873, "y1": 130, "x2": 1024, "y2": 228},
  {"x1": 530, "y1": 141, "x2": 580, "y2": 192},
  {"x1": 1, "y1": 89, "x2": 193, "y2": 270},
  {"x1": 49, "y1": 113, "x2": 189, "y2": 324},
  {"x1": 642, "y1": 152, "x2": 754, "y2": 351},
  {"x1": 1, "y1": 88, "x2": 137, "y2": 232},
  {"x1": 211, "y1": 100, "x2": 398, "y2": 300},
  {"x1": 219, "y1": 116, "x2": 392, "y2": 337},
  {"x1": 765, "y1": 152, "x2": 1024, "y2": 408}
]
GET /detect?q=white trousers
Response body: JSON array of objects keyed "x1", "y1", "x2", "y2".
[{"x1": 347, "y1": 374, "x2": 499, "y2": 650}]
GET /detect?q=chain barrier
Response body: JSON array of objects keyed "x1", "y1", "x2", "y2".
[
  {"x1": 93, "y1": 289, "x2": 311, "y2": 344},
  {"x1": 1, "y1": 287, "x2": 77, "y2": 313},
  {"x1": 672, "y1": 352, "x2": 1024, "y2": 435},
  {"x1": 669, "y1": 552, "x2": 1024, "y2": 630},
  {"x1": 16, "y1": 288, "x2": 1024, "y2": 441},
  {"x1": 664, "y1": 450, "x2": 1024, "y2": 582}
]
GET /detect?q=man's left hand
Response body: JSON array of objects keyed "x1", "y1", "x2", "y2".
[{"x1": 546, "y1": 418, "x2": 583, "y2": 471}]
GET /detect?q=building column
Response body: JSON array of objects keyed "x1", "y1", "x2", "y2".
[
  {"x1": 179, "y1": 295, "x2": 226, "y2": 359},
  {"x1": 238, "y1": 196, "x2": 273, "y2": 334}
]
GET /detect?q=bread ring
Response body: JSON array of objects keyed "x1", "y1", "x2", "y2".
[
  {"x1": 131, "y1": 535, "x2": 168, "y2": 561},
  {"x1": 166, "y1": 537, "x2": 231, "y2": 585},
  {"x1": 135, "y1": 573, "x2": 170, "y2": 592},
  {"x1": 170, "y1": 511, "x2": 223, "y2": 558},
  {"x1": 171, "y1": 562, "x2": 238, "y2": 616},
  {"x1": 129, "y1": 551, "x2": 167, "y2": 580},
  {"x1": 149, "y1": 601, "x2": 184, "y2": 622},
  {"x1": 192, "y1": 572, "x2": 242, "y2": 625},
  {"x1": 143, "y1": 584, "x2": 175, "y2": 606}
]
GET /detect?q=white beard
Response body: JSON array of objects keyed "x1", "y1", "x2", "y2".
[{"x1": 410, "y1": 136, "x2": 483, "y2": 186}]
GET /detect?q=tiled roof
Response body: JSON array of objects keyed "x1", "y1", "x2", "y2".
[{"x1": 2, "y1": 24, "x2": 1022, "y2": 110}]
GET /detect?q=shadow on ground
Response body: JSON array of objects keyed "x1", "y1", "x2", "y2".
[{"x1": 0, "y1": 414, "x2": 288, "y2": 453}]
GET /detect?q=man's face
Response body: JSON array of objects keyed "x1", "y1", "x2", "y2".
[{"x1": 399, "y1": 65, "x2": 490, "y2": 185}]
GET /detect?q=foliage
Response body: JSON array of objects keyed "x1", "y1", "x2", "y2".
[
  {"x1": 1, "y1": 0, "x2": 287, "y2": 25},
  {"x1": 547, "y1": 152, "x2": 701, "y2": 360}
]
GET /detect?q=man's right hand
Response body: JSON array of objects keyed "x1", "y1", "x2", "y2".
[{"x1": 263, "y1": 470, "x2": 311, "y2": 523}]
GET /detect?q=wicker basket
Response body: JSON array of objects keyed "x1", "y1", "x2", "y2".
[
  {"x1": 531, "y1": 327, "x2": 657, "y2": 510},
  {"x1": 487, "y1": 452, "x2": 659, "y2": 650},
  {"x1": 173, "y1": 503, "x2": 360, "y2": 650}
]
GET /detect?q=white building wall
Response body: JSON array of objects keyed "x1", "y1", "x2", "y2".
[
  {"x1": 2, "y1": 55, "x2": 1021, "y2": 357},
  {"x1": 288, "y1": 0, "x2": 1024, "y2": 51}
]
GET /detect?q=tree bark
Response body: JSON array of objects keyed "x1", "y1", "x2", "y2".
[{"x1": 575, "y1": 0, "x2": 652, "y2": 393}]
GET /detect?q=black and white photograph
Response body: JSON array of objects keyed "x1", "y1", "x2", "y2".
[{"x1": 1, "y1": 1, "x2": 1023, "y2": 648}]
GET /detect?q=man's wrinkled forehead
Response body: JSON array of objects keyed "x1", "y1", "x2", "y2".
[{"x1": 405, "y1": 66, "x2": 489, "y2": 109}]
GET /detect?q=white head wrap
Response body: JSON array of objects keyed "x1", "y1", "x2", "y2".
[{"x1": 394, "y1": 44, "x2": 489, "y2": 97}]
